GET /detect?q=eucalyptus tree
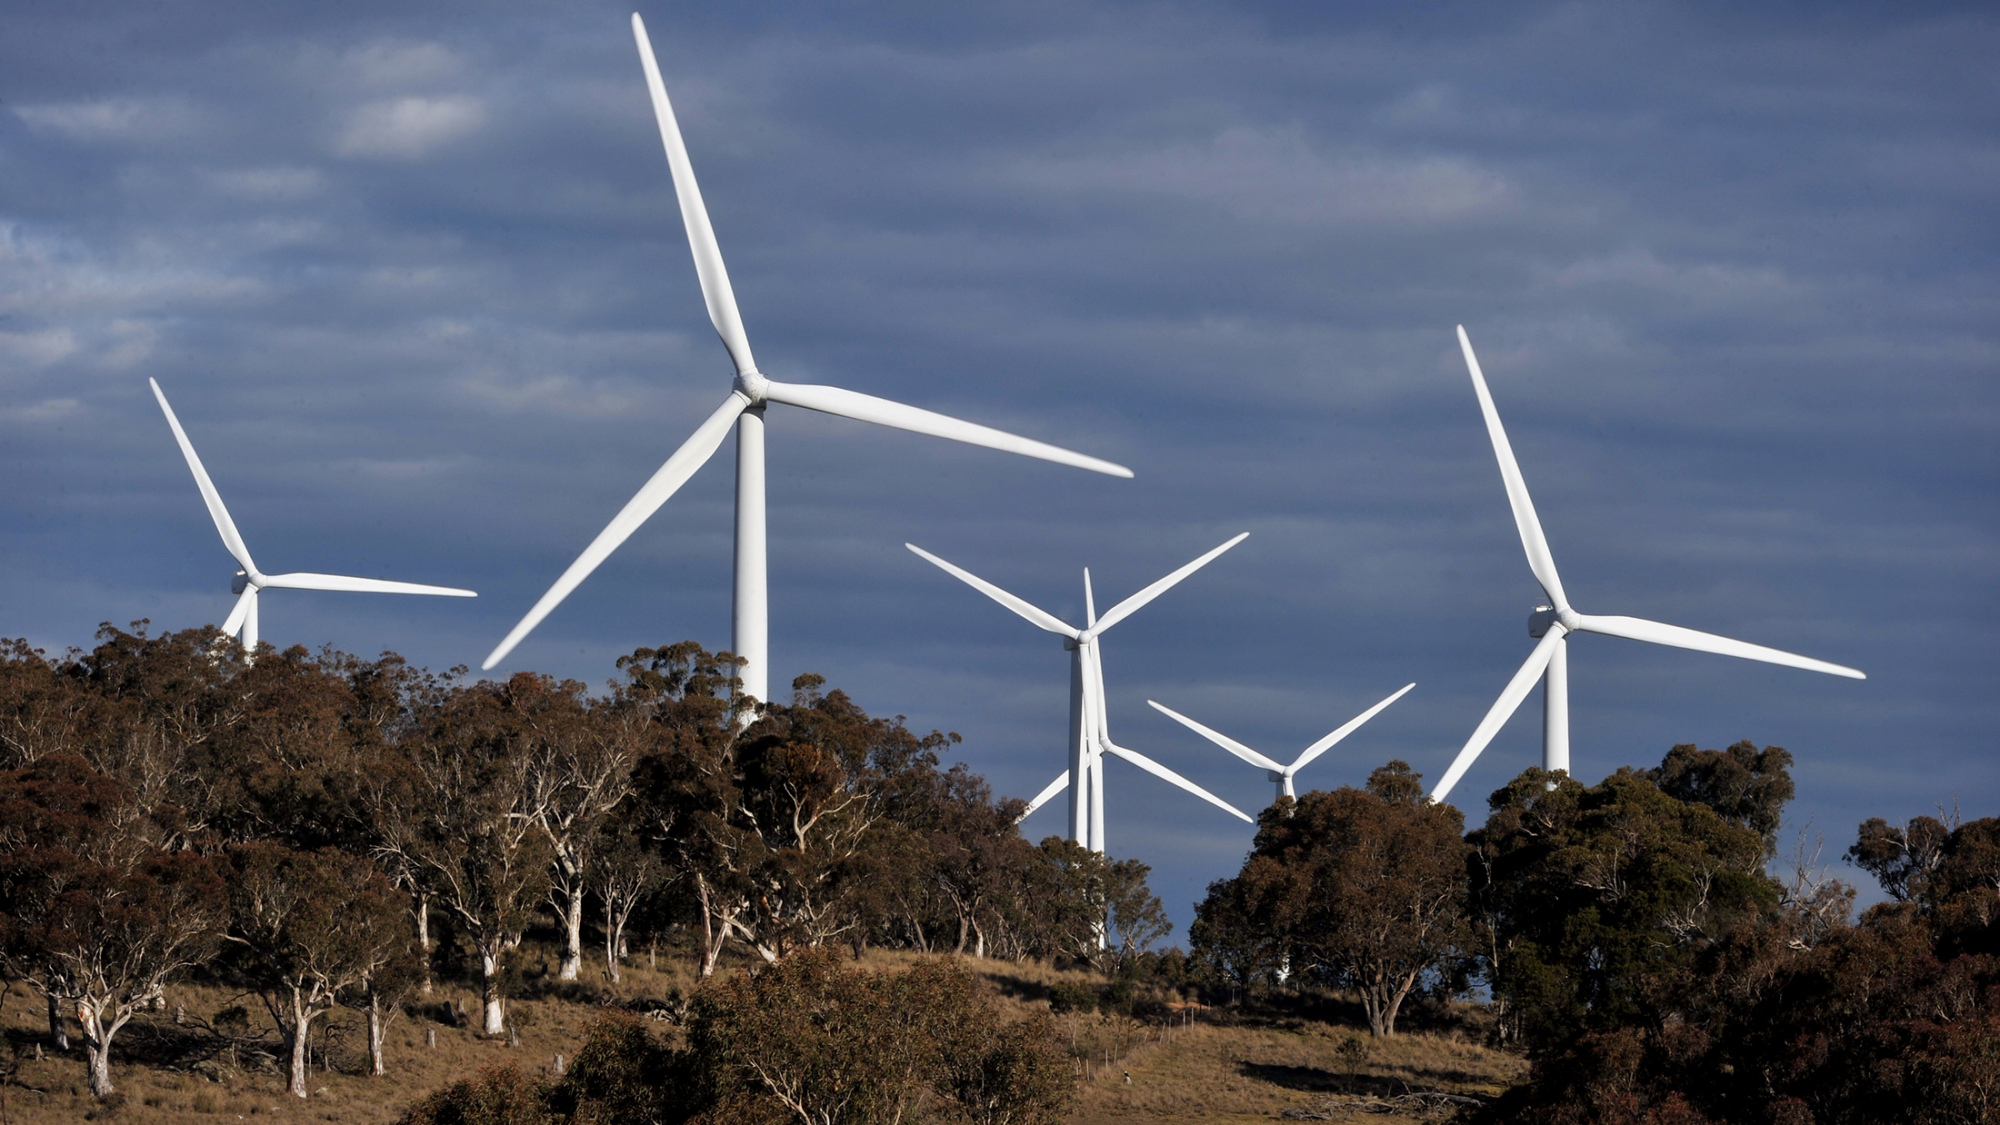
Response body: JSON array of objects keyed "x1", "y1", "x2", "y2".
[
  {"x1": 0, "y1": 639, "x2": 95, "y2": 767},
  {"x1": 0, "y1": 755, "x2": 225, "y2": 1098},
  {"x1": 398, "y1": 676, "x2": 555, "y2": 1036},
  {"x1": 71, "y1": 622, "x2": 246, "y2": 846},
  {"x1": 509, "y1": 675, "x2": 646, "y2": 981},
  {"x1": 1195, "y1": 762, "x2": 1469, "y2": 1037},
  {"x1": 224, "y1": 843, "x2": 408, "y2": 1097},
  {"x1": 590, "y1": 807, "x2": 665, "y2": 983}
]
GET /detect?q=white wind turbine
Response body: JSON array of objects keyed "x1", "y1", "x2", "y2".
[
  {"x1": 149, "y1": 379, "x2": 477, "y2": 658},
  {"x1": 907, "y1": 536, "x2": 1254, "y2": 855},
  {"x1": 1148, "y1": 682, "x2": 1416, "y2": 806},
  {"x1": 481, "y1": 14, "x2": 1130, "y2": 697},
  {"x1": 1429, "y1": 327, "x2": 1865, "y2": 803}
]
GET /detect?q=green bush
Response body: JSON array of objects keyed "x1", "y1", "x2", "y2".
[
  {"x1": 1047, "y1": 980, "x2": 1099, "y2": 1014},
  {"x1": 1099, "y1": 978, "x2": 1135, "y2": 1016}
]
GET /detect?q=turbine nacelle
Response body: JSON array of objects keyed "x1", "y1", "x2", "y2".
[
  {"x1": 232, "y1": 570, "x2": 252, "y2": 595},
  {"x1": 1528, "y1": 605, "x2": 1578, "y2": 637}
]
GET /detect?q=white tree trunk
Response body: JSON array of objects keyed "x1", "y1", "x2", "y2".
[
  {"x1": 366, "y1": 989, "x2": 386, "y2": 1077},
  {"x1": 415, "y1": 893, "x2": 434, "y2": 995},
  {"x1": 480, "y1": 947, "x2": 506, "y2": 1036},
  {"x1": 77, "y1": 1000, "x2": 128, "y2": 1099},
  {"x1": 603, "y1": 897, "x2": 623, "y2": 984},
  {"x1": 697, "y1": 878, "x2": 725, "y2": 979},
  {"x1": 288, "y1": 996, "x2": 315, "y2": 1098},
  {"x1": 87, "y1": 1037, "x2": 114, "y2": 1098},
  {"x1": 556, "y1": 881, "x2": 585, "y2": 982}
]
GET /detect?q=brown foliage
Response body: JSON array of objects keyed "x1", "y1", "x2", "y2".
[
  {"x1": 1193, "y1": 761, "x2": 1468, "y2": 1037},
  {"x1": 0, "y1": 753, "x2": 226, "y2": 1097}
]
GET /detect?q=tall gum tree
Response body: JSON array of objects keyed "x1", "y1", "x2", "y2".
[
  {"x1": 0, "y1": 755, "x2": 224, "y2": 1098},
  {"x1": 507, "y1": 674, "x2": 643, "y2": 982},
  {"x1": 400, "y1": 678, "x2": 553, "y2": 1036},
  {"x1": 619, "y1": 642, "x2": 749, "y2": 978},
  {"x1": 224, "y1": 843, "x2": 409, "y2": 1097},
  {"x1": 71, "y1": 623, "x2": 247, "y2": 846},
  {"x1": 1195, "y1": 762, "x2": 1469, "y2": 1037}
]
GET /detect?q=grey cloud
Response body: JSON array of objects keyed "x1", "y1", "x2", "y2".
[{"x1": 336, "y1": 95, "x2": 488, "y2": 158}]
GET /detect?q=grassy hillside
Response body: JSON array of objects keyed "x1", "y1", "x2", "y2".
[{"x1": 0, "y1": 945, "x2": 1522, "y2": 1124}]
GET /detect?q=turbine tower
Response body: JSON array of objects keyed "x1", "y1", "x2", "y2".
[
  {"x1": 483, "y1": 14, "x2": 1130, "y2": 699},
  {"x1": 1430, "y1": 326, "x2": 1864, "y2": 802},
  {"x1": 907, "y1": 537, "x2": 1253, "y2": 854},
  {"x1": 150, "y1": 379, "x2": 476, "y2": 658},
  {"x1": 1148, "y1": 682, "x2": 1415, "y2": 805}
]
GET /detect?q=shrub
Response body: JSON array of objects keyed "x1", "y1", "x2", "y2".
[
  {"x1": 399, "y1": 1065, "x2": 549, "y2": 1125},
  {"x1": 401, "y1": 954, "x2": 1073, "y2": 1125},
  {"x1": 1047, "y1": 980, "x2": 1098, "y2": 1014}
]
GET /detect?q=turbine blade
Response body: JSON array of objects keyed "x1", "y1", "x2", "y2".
[
  {"x1": 762, "y1": 380, "x2": 1133, "y2": 478},
  {"x1": 220, "y1": 587, "x2": 256, "y2": 637},
  {"x1": 261, "y1": 574, "x2": 477, "y2": 597},
  {"x1": 1146, "y1": 700, "x2": 1286, "y2": 773},
  {"x1": 1091, "y1": 533, "x2": 1248, "y2": 636},
  {"x1": 631, "y1": 13, "x2": 757, "y2": 376},
  {"x1": 1575, "y1": 614, "x2": 1865, "y2": 679},
  {"x1": 904, "y1": 544, "x2": 1080, "y2": 639},
  {"x1": 1431, "y1": 627, "x2": 1566, "y2": 803},
  {"x1": 1020, "y1": 771, "x2": 1071, "y2": 822},
  {"x1": 149, "y1": 379, "x2": 258, "y2": 577},
  {"x1": 483, "y1": 391, "x2": 748, "y2": 670},
  {"x1": 1458, "y1": 327, "x2": 1568, "y2": 612},
  {"x1": 1289, "y1": 682, "x2": 1417, "y2": 774},
  {"x1": 1100, "y1": 739, "x2": 1254, "y2": 824},
  {"x1": 1084, "y1": 641, "x2": 1110, "y2": 741},
  {"x1": 1083, "y1": 569, "x2": 1097, "y2": 629}
]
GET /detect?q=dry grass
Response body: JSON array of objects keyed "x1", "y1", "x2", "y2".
[
  {"x1": 0, "y1": 945, "x2": 702, "y2": 1124},
  {"x1": 0, "y1": 945, "x2": 1525, "y2": 1125},
  {"x1": 1062, "y1": 1017, "x2": 1523, "y2": 1125},
  {"x1": 962, "y1": 955, "x2": 1523, "y2": 1125}
]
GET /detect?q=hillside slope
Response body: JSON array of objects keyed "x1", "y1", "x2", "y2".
[{"x1": 0, "y1": 948, "x2": 1523, "y2": 1124}]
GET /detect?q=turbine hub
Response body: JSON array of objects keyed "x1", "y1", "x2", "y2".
[
  {"x1": 733, "y1": 369, "x2": 769, "y2": 403},
  {"x1": 231, "y1": 570, "x2": 250, "y2": 595},
  {"x1": 1528, "y1": 605, "x2": 1580, "y2": 636}
]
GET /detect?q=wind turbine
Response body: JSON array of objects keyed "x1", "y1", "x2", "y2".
[
  {"x1": 1148, "y1": 682, "x2": 1416, "y2": 805},
  {"x1": 1429, "y1": 326, "x2": 1865, "y2": 803},
  {"x1": 481, "y1": 14, "x2": 1131, "y2": 699},
  {"x1": 149, "y1": 378, "x2": 477, "y2": 659},
  {"x1": 906, "y1": 536, "x2": 1254, "y2": 855}
]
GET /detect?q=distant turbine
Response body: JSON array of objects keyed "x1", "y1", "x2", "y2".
[
  {"x1": 908, "y1": 537, "x2": 1254, "y2": 854},
  {"x1": 1430, "y1": 327, "x2": 1864, "y2": 803},
  {"x1": 149, "y1": 379, "x2": 476, "y2": 659},
  {"x1": 1148, "y1": 682, "x2": 1415, "y2": 805},
  {"x1": 482, "y1": 13, "x2": 1131, "y2": 698}
]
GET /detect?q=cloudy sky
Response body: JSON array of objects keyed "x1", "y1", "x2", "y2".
[{"x1": 3, "y1": 1, "x2": 1993, "y2": 936}]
